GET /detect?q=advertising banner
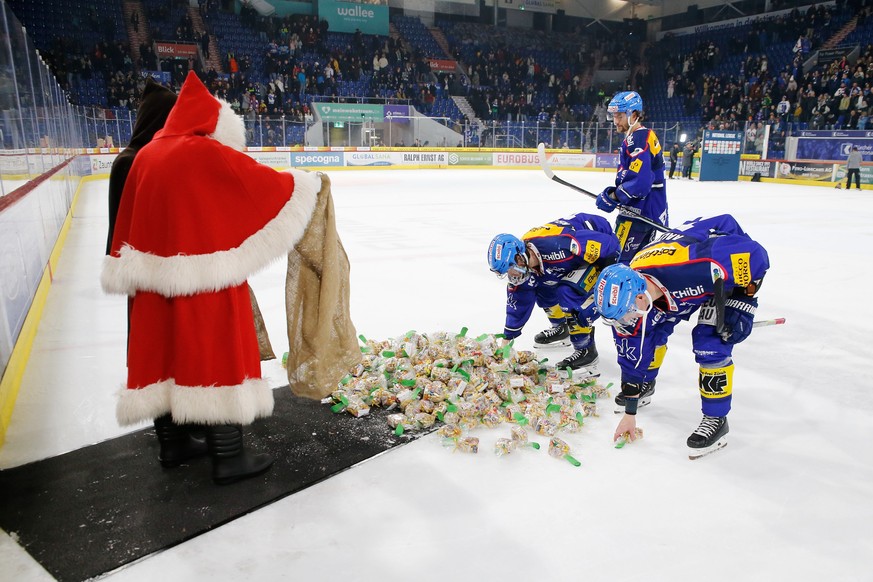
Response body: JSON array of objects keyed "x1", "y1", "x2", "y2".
[
  {"x1": 739, "y1": 159, "x2": 775, "y2": 179},
  {"x1": 428, "y1": 59, "x2": 458, "y2": 73},
  {"x1": 345, "y1": 151, "x2": 395, "y2": 166},
  {"x1": 492, "y1": 151, "x2": 542, "y2": 166},
  {"x1": 699, "y1": 130, "x2": 742, "y2": 181},
  {"x1": 498, "y1": 0, "x2": 557, "y2": 13},
  {"x1": 546, "y1": 152, "x2": 596, "y2": 168},
  {"x1": 834, "y1": 165, "x2": 873, "y2": 186},
  {"x1": 399, "y1": 151, "x2": 447, "y2": 166},
  {"x1": 595, "y1": 154, "x2": 619, "y2": 169},
  {"x1": 796, "y1": 130, "x2": 873, "y2": 138},
  {"x1": 448, "y1": 151, "x2": 492, "y2": 166},
  {"x1": 795, "y1": 137, "x2": 873, "y2": 161},
  {"x1": 0, "y1": 152, "x2": 29, "y2": 174},
  {"x1": 817, "y1": 47, "x2": 854, "y2": 66},
  {"x1": 246, "y1": 151, "x2": 291, "y2": 167},
  {"x1": 141, "y1": 70, "x2": 171, "y2": 84},
  {"x1": 384, "y1": 104, "x2": 410, "y2": 125},
  {"x1": 290, "y1": 152, "x2": 344, "y2": 167},
  {"x1": 155, "y1": 42, "x2": 199, "y2": 58},
  {"x1": 313, "y1": 102, "x2": 384, "y2": 122},
  {"x1": 89, "y1": 154, "x2": 117, "y2": 175},
  {"x1": 317, "y1": 0, "x2": 388, "y2": 35},
  {"x1": 774, "y1": 160, "x2": 834, "y2": 181}
]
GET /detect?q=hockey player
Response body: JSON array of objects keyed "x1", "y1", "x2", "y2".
[
  {"x1": 593, "y1": 215, "x2": 769, "y2": 458},
  {"x1": 595, "y1": 90, "x2": 669, "y2": 264},
  {"x1": 487, "y1": 212, "x2": 620, "y2": 373}
]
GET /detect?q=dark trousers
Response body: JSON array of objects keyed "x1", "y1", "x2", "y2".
[
  {"x1": 669, "y1": 159, "x2": 677, "y2": 178},
  {"x1": 846, "y1": 168, "x2": 861, "y2": 189}
]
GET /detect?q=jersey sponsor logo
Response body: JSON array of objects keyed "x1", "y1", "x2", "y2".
[
  {"x1": 671, "y1": 284, "x2": 706, "y2": 300},
  {"x1": 629, "y1": 158, "x2": 643, "y2": 173},
  {"x1": 582, "y1": 265, "x2": 600, "y2": 291},
  {"x1": 492, "y1": 240, "x2": 503, "y2": 261},
  {"x1": 542, "y1": 250, "x2": 568, "y2": 261},
  {"x1": 583, "y1": 240, "x2": 601, "y2": 262},
  {"x1": 609, "y1": 282, "x2": 620, "y2": 307},
  {"x1": 631, "y1": 242, "x2": 691, "y2": 268},
  {"x1": 596, "y1": 278, "x2": 608, "y2": 308},
  {"x1": 698, "y1": 365, "x2": 734, "y2": 397},
  {"x1": 523, "y1": 223, "x2": 564, "y2": 239},
  {"x1": 731, "y1": 253, "x2": 752, "y2": 286}
]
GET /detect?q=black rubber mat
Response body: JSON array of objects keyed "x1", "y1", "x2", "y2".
[{"x1": 0, "y1": 389, "x2": 426, "y2": 582}]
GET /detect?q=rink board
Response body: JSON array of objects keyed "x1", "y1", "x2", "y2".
[{"x1": 0, "y1": 388, "x2": 428, "y2": 582}]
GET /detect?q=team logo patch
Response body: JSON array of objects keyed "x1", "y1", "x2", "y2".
[
  {"x1": 569, "y1": 239, "x2": 581, "y2": 256},
  {"x1": 711, "y1": 264, "x2": 727, "y2": 283},
  {"x1": 629, "y1": 158, "x2": 643, "y2": 173},
  {"x1": 730, "y1": 253, "x2": 752, "y2": 286}
]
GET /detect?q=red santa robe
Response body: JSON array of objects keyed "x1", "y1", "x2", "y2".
[{"x1": 102, "y1": 71, "x2": 319, "y2": 426}]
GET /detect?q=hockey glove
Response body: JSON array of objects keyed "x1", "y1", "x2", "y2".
[
  {"x1": 596, "y1": 187, "x2": 619, "y2": 213},
  {"x1": 720, "y1": 296, "x2": 757, "y2": 344}
]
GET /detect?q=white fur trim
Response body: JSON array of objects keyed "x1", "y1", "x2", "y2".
[
  {"x1": 116, "y1": 378, "x2": 274, "y2": 426},
  {"x1": 210, "y1": 98, "x2": 246, "y2": 151},
  {"x1": 102, "y1": 169, "x2": 321, "y2": 296}
]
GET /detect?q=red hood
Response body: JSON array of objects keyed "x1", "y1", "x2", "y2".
[{"x1": 157, "y1": 71, "x2": 220, "y2": 138}]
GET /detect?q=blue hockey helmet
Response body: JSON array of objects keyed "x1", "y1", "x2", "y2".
[
  {"x1": 488, "y1": 233, "x2": 526, "y2": 276},
  {"x1": 607, "y1": 91, "x2": 644, "y2": 117},
  {"x1": 594, "y1": 263, "x2": 648, "y2": 320}
]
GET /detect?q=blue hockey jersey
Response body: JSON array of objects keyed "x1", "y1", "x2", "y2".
[
  {"x1": 503, "y1": 213, "x2": 619, "y2": 338},
  {"x1": 629, "y1": 215, "x2": 770, "y2": 317},
  {"x1": 613, "y1": 125, "x2": 668, "y2": 225}
]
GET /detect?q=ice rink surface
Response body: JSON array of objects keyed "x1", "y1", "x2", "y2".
[{"x1": 1, "y1": 169, "x2": 871, "y2": 581}]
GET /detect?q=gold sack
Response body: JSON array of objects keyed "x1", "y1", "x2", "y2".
[{"x1": 284, "y1": 172, "x2": 361, "y2": 399}]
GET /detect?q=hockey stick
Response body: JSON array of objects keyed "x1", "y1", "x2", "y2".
[
  {"x1": 752, "y1": 318, "x2": 786, "y2": 328},
  {"x1": 536, "y1": 143, "x2": 671, "y2": 233}
]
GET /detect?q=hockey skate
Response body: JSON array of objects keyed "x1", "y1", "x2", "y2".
[
  {"x1": 613, "y1": 380, "x2": 656, "y2": 414},
  {"x1": 687, "y1": 415, "x2": 729, "y2": 460},
  {"x1": 554, "y1": 344, "x2": 599, "y2": 377},
  {"x1": 533, "y1": 322, "x2": 571, "y2": 348}
]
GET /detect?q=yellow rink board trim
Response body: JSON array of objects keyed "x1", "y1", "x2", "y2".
[{"x1": 0, "y1": 175, "x2": 91, "y2": 446}]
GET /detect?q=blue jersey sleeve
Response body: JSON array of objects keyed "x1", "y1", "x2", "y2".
[{"x1": 503, "y1": 279, "x2": 537, "y2": 339}]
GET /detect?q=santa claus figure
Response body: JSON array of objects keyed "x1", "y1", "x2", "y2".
[{"x1": 103, "y1": 71, "x2": 319, "y2": 484}]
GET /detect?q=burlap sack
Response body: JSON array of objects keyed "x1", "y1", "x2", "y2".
[
  {"x1": 285, "y1": 172, "x2": 360, "y2": 399},
  {"x1": 248, "y1": 284, "x2": 276, "y2": 361}
]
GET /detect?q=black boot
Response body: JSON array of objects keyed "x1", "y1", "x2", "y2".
[
  {"x1": 153, "y1": 414, "x2": 208, "y2": 468},
  {"x1": 206, "y1": 425, "x2": 274, "y2": 485}
]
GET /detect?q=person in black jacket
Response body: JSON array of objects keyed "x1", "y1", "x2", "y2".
[
  {"x1": 106, "y1": 78, "x2": 177, "y2": 254},
  {"x1": 668, "y1": 142, "x2": 680, "y2": 179}
]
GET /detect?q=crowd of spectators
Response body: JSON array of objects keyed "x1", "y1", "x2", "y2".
[
  {"x1": 17, "y1": 0, "x2": 873, "y2": 151},
  {"x1": 639, "y1": 0, "x2": 873, "y2": 154}
]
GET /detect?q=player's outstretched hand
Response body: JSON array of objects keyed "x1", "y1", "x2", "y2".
[
  {"x1": 614, "y1": 414, "x2": 638, "y2": 443},
  {"x1": 596, "y1": 186, "x2": 618, "y2": 213}
]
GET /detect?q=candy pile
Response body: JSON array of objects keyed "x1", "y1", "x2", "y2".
[{"x1": 322, "y1": 330, "x2": 611, "y2": 458}]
